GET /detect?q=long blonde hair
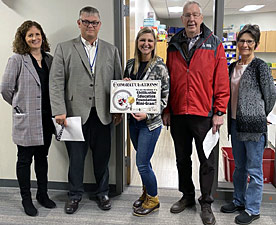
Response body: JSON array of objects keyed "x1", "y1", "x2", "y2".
[{"x1": 133, "y1": 27, "x2": 157, "y2": 75}]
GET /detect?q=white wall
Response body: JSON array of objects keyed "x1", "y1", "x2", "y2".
[
  {"x1": 159, "y1": 16, "x2": 213, "y2": 30},
  {"x1": 223, "y1": 11, "x2": 276, "y2": 32},
  {"x1": 0, "y1": 0, "x2": 117, "y2": 184},
  {"x1": 134, "y1": 0, "x2": 156, "y2": 35}
]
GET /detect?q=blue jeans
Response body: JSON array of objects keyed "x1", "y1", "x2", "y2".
[
  {"x1": 231, "y1": 119, "x2": 265, "y2": 215},
  {"x1": 129, "y1": 117, "x2": 161, "y2": 196}
]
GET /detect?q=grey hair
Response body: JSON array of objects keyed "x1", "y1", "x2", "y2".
[
  {"x1": 79, "y1": 6, "x2": 100, "y2": 19},
  {"x1": 183, "y1": 1, "x2": 202, "y2": 14}
]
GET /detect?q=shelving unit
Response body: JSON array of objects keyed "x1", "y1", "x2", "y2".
[
  {"x1": 222, "y1": 32, "x2": 237, "y2": 65},
  {"x1": 167, "y1": 26, "x2": 184, "y2": 42}
]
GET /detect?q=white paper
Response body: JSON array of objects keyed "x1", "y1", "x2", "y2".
[
  {"x1": 52, "y1": 117, "x2": 85, "y2": 141},
  {"x1": 267, "y1": 112, "x2": 276, "y2": 125},
  {"x1": 203, "y1": 129, "x2": 220, "y2": 159}
]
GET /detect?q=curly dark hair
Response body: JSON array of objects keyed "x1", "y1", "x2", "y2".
[{"x1": 13, "y1": 20, "x2": 50, "y2": 54}]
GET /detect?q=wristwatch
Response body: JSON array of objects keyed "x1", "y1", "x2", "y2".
[{"x1": 216, "y1": 111, "x2": 224, "y2": 116}]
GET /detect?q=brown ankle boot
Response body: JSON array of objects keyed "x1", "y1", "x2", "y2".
[
  {"x1": 133, "y1": 186, "x2": 146, "y2": 209},
  {"x1": 133, "y1": 194, "x2": 160, "y2": 216}
]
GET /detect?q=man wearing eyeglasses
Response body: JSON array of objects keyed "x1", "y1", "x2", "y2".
[
  {"x1": 163, "y1": 1, "x2": 229, "y2": 225},
  {"x1": 49, "y1": 6, "x2": 122, "y2": 214}
]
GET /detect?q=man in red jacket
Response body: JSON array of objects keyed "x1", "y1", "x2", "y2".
[{"x1": 162, "y1": 1, "x2": 229, "y2": 225}]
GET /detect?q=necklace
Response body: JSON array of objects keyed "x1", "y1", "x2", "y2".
[
  {"x1": 238, "y1": 61, "x2": 245, "y2": 65},
  {"x1": 31, "y1": 54, "x2": 42, "y2": 62}
]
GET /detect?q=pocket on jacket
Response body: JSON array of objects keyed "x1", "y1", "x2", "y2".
[
  {"x1": 13, "y1": 113, "x2": 28, "y2": 132},
  {"x1": 66, "y1": 93, "x2": 73, "y2": 101}
]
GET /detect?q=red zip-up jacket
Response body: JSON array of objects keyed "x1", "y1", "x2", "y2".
[{"x1": 164, "y1": 23, "x2": 229, "y2": 117}]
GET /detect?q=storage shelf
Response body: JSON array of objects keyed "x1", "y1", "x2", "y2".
[
  {"x1": 223, "y1": 32, "x2": 237, "y2": 65},
  {"x1": 224, "y1": 45, "x2": 236, "y2": 49},
  {"x1": 226, "y1": 54, "x2": 236, "y2": 58}
]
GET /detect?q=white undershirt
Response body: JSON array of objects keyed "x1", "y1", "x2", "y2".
[{"x1": 81, "y1": 37, "x2": 98, "y2": 74}]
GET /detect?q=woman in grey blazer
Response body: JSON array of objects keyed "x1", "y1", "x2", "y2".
[{"x1": 0, "y1": 21, "x2": 56, "y2": 216}]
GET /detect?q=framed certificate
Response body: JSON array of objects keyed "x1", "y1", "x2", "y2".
[{"x1": 110, "y1": 80, "x2": 161, "y2": 113}]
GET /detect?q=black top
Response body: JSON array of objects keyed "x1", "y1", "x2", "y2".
[
  {"x1": 30, "y1": 52, "x2": 53, "y2": 127},
  {"x1": 130, "y1": 61, "x2": 148, "y2": 80}
]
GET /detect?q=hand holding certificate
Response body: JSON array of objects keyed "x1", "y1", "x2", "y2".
[{"x1": 52, "y1": 117, "x2": 84, "y2": 141}]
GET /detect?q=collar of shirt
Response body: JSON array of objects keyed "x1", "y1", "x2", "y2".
[
  {"x1": 81, "y1": 37, "x2": 98, "y2": 73},
  {"x1": 81, "y1": 36, "x2": 98, "y2": 48},
  {"x1": 183, "y1": 31, "x2": 202, "y2": 51}
]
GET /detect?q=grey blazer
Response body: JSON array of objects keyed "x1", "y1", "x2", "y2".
[
  {"x1": 49, "y1": 36, "x2": 122, "y2": 125},
  {"x1": 0, "y1": 53, "x2": 53, "y2": 146}
]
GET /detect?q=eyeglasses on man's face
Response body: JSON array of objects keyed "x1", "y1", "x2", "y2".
[
  {"x1": 183, "y1": 12, "x2": 201, "y2": 18},
  {"x1": 238, "y1": 39, "x2": 255, "y2": 46},
  {"x1": 80, "y1": 19, "x2": 100, "y2": 27}
]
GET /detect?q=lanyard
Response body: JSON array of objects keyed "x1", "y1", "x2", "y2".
[{"x1": 83, "y1": 42, "x2": 98, "y2": 73}]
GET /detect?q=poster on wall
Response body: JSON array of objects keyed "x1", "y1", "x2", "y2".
[{"x1": 110, "y1": 80, "x2": 161, "y2": 113}]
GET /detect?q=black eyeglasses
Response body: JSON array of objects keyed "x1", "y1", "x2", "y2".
[
  {"x1": 238, "y1": 39, "x2": 255, "y2": 46},
  {"x1": 80, "y1": 19, "x2": 100, "y2": 27}
]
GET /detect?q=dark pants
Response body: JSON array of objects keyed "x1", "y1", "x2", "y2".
[
  {"x1": 16, "y1": 122, "x2": 52, "y2": 200},
  {"x1": 170, "y1": 115, "x2": 214, "y2": 205},
  {"x1": 65, "y1": 108, "x2": 111, "y2": 200}
]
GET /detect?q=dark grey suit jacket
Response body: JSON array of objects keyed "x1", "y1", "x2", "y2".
[
  {"x1": 1, "y1": 53, "x2": 53, "y2": 146},
  {"x1": 49, "y1": 36, "x2": 122, "y2": 125}
]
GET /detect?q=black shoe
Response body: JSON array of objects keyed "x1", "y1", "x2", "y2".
[
  {"x1": 65, "y1": 199, "x2": 79, "y2": 214},
  {"x1": 201, "y1": 204, "x2": 216, "y2": 225},
  {"x1": 133, "y1": 186, "x2": 147, "y2": 209},
  {"x1": 235, "y1": 211, "x2": 260, "y2": 225},
  {"x1": 36, "y1": 193, "x2": 56, "y2": 209},
  {"x1": 22, "y1": 198, "x2": 38, "y2": 217},
  {"x1": 133, "y1": 198, "x2": 144, "y2": 209},
  {"x1": 97, "y1": 195, "x2": 111, "y2": 210},
  {"x1": 221, "y1": 202, "x2": 245, "y2": 213},
  {"x1": 170, "y1": 197, "x2": 195, "y2": 213},
  {"x1": 133, "y1": 195, "x2": 160, "y2": 217},
  {"x1": 133, "y1": 203, "x2": 160, "y2": 216}
]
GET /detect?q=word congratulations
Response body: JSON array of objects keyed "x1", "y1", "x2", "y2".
[{"x1": 113, "y1": 82, "x2": 158, "y2": 88}]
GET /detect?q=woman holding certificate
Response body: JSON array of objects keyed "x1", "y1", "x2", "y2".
[
  {"x1": 123, "y1": 27, "x2": 169, "y2": 216},
  {"x1": 0, "y1": 21, "x2": 56, "y2": 216}
]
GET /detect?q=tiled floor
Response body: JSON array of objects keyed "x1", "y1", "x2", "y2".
[{"x1": 0, "y1": 186, "x2": 275, "y2": 225}]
